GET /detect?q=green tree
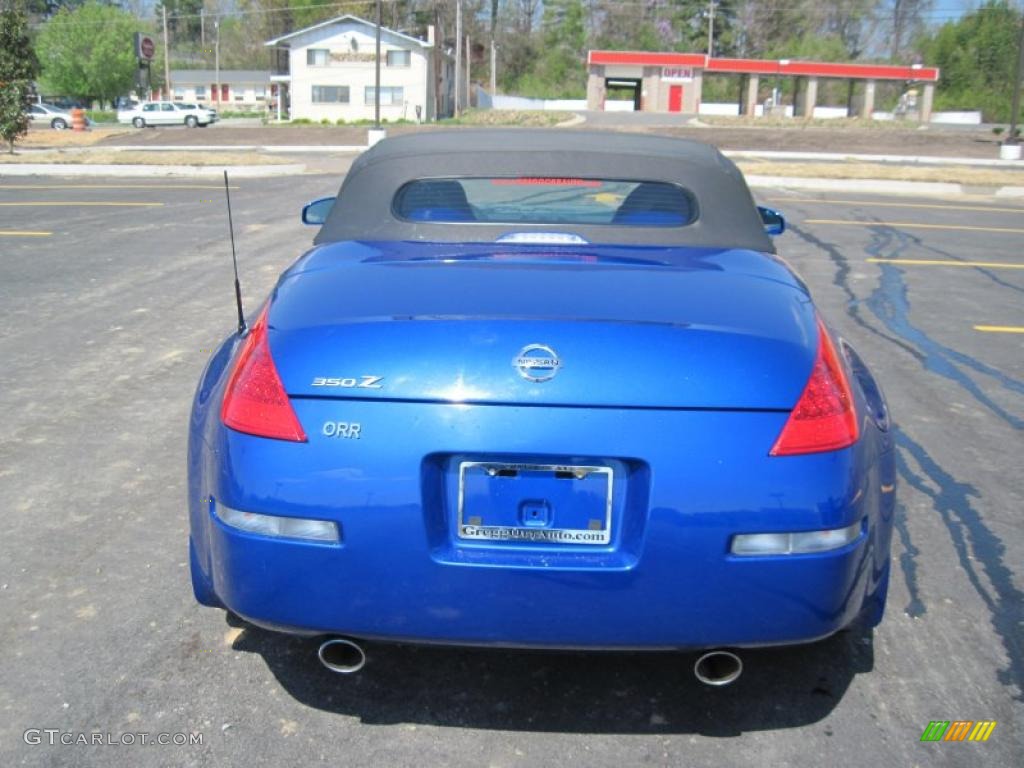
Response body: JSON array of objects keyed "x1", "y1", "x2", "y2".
[
  {"x1": 511, "y1": 0, "x2": 586, "y2": 97},
  {"x1": 35, "y1": 0, "x2": 141, "y2": 108},
  {"x1": 0, "y1": 1, "x2": 40, "y2": 153},
  {"x1": 156, "y1": 0, "x2": 203, "y2": 39},
  {"x1": 918, "y1": 0, "x2": 1020, "y2": 121}
]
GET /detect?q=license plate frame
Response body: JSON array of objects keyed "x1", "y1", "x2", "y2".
[{"x1": 456, "y1": 461, "x2": 614, "y2": 546}]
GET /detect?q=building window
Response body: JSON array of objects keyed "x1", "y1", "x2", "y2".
[
  {"x1": 307, "y1": 48, "x2": 330, "y2": 66},
  {"x1": 235, "y1": 91, "x2": 244, "y2": 101},
  {"x1": 173, "y1": 88, "x2": 185, "y2": 100},
  {"x1": 254, "y1": 86, "x2": 266, "y2": 100},
  {"x1": 365, "y1": 86, "x2": 404, "y2": 106},
  {"x1": 194, "y1": 85, "x2": 206, "y2": 99},
  {"x1": 386, "y1": 49, "x2": 411, "y2": 67},
  {"x1": 312, "y1": 85, "x2": 349, "y2": 103}
]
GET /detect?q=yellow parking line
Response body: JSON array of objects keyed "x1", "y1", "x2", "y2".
[
  {"x1": 866, "y1": 258, "x2": 1024, "y2": 269},
  {"x1": 806, "y1": 219, "x2": 1024, "y2": 234},
  {"x1": 974, "y1": 325, "x2": 1024, "y2": 333},
  {"x1": 0, "y1": 230, "x2": 51, "y2": 236},
  {"x1": 0, "y1": 202, "x2": 162, "y2": 207},
  {"x1": 768, "y1": 198, "x2": 1024, "y2": 214},
  {"x1": 0, "y1": 184, "x2": 238, "y2": 190}
]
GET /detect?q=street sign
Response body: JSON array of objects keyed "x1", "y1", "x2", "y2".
[{"x1": 135, "y1": 32, "x2": 156, "y2": 61}]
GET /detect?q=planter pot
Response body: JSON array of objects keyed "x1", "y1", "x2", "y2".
[
  {"x1": 999, "y1": 143, "x2": 1021, "y2": 160},
  {"x1": 367, "y1": 128, "x2": 387, "y2": 147}
]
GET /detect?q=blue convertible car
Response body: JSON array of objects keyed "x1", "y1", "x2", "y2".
[{"x1": 188, "y1": 131, "x2": 895, "y2": 684}]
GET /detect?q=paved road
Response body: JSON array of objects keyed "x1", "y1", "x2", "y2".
[{"x1": 0, "y1": 177, "x2": 1021, "y2": 767}]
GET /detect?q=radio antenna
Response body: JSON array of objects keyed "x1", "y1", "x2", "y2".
[{"x1": 223, "y1": 170, "x2": 246, "y2": 334}]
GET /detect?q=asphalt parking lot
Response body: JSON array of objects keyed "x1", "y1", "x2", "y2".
[{"x1": 1, "y1": 175, "x2": 1021, "y2": 767}]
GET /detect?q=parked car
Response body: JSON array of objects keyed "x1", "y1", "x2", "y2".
[
  {"x1": 117, "y1": 101, "x2": 218, "y2": 128},
  {"x1": 43, "y1": 96, "x2": 88, "y2": 111},
  {"x1": 26, "y1": 103, "x2": 74, "y2": 130},
  {"x1": 188, "y1": 131, "x2": 895, "y2": 684}
]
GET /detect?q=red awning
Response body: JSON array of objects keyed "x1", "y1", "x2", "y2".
[{"x1": 589, "y1": 51, "x2": 939, "y2": 82}]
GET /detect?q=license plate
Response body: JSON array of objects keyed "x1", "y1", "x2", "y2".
[{"x1": 456, "y1": 462, "x2": 613, "y2": 546}]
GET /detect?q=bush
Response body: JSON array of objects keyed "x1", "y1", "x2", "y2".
[
  {"x1": 216, "y1": 110, "x2": 264, "y2": 118},
  {"x1": 85, "y1": 110, "x2": 116, "y2": 123}
]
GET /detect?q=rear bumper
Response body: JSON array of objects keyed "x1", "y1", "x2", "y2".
[{"x1": 188, "y1": 399, "x2": 895, "y2": 649}]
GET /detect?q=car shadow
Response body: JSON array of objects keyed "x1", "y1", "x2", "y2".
[{"x1": 227, "y1": 613, "x2": 873, "y2": 735}]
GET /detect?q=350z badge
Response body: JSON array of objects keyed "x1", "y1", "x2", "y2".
[{"x1": 311, "y1": 376, "x2": 383, "y2": 389}]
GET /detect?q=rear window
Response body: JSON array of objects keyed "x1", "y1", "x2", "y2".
[{"x1": 393, "y1": 177, "x2": 697, "y2": 227}]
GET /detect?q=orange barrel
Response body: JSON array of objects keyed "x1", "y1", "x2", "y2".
[{"x1": 71, "y1": 108, "x2": 86, "y2": 132}]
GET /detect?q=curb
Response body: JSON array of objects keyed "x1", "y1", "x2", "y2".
[
  {"x1": 3, "y1": 162, "x2": 1023, "y2": 196},
  {"x1": 724, "y1": 149, "x2": 1024, "y2": 169},
  {"x1": 15, "y1": 145, "x2": 366, "y2": 154},
  {"x1": 0, "y1": 163, "x2": 307, "y2": 178},
  {"x1": 745, "y1": 175, "x2": 967, "y2": 197},
  {"x1": 555, "y1": 113, "x2": 588, "y2": 128}
]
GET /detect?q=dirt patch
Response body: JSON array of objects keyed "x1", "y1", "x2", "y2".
[
  {"x1": 735, "y1": 160, "x2": 1024, "y2": 186},
  {"x1": 441, "y1": 109, "x2": 575, "y2": 127},
  {"x1": 102, "y1": 123, "x2": 399, "y2": 147},
  {"x1": 644, "y1": 123, "x2": 1004, "y2": 159},
  {"x1": 696, "y1": 115, "x2": 923, "y2": 131},
  {"x1": 0, "y1": 150, "x2": 291, "y2": 166},
  {"x1": 18, "y1": 126, "x2": 134, "y2": 148},
  {"x1": 97, "y1": 119, "x2": 1006, "y2": 159}
]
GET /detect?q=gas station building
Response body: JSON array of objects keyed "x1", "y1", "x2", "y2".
[{"x1": 586, "y1": 50, "x2": 940, "y2": 121}]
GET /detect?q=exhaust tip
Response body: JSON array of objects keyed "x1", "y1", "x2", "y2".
[
  {"x1": 693, "y1": 650, "x2": 742, "y2": 687},
  {"x1": 317, "y1": 638, "x2": 366, "y2": 674}
]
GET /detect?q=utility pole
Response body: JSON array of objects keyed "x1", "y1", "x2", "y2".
[
  {"x1": 214, "y1": 17, "x2": 220, "y2": 110},
  {"x1": 490, "y1": 39, "x2": 496, "y2": 96},
  {"x1": 162, "y1": 5, "x2": 171, "y2": 98},
  {"x1": 200, "y1": 8, "x2": 205, "y2": 49},
  {"x1": 455, "y1": 0, "x2": 462, "y2": 116},
  {"x1": 1010, "y1": 15, "x2": 1024, "y2": 143},
  {"x1": 466, "y1": 34, "x2": 471, "y2": 109},
  {"x1": 490, "y1": 0, "x2": 497, "y2": 96},
  {"x1": 706, "y1": 0, "x2": 716, "y2": 56},
  {"x1": 433, "y1": 8, "x2": 442, "y2": 119},
  {"x1": 374, "y1": 0, "x2": 381, "y2": 129}
]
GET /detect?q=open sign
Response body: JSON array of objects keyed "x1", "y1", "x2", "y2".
[{"x1": 662, "y1": 66, "x2": 693, "y2": 82}]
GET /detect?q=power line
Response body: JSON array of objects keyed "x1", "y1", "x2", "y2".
[
  {"x1": 29, "y1": 0, "x2": 1003, "y2": 31},
  {"x1": 32, "y1": 0, "x2": 397, "y2": 28}
]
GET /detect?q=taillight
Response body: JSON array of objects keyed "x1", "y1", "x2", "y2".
[
  {"x1": 220, "y1": 304, "x2": 307, "y2": 442},
  {"x1": 770, "y1": 318, "x2": 859, "y2": 456}
]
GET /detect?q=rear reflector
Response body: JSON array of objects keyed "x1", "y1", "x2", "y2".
[
  {"x1": 215, "y1": 501, "x2": 339, "y2": 543},
  {"x1": 731, "y1": 520, "x2": 862, "y2": 555},
  {"x1": 770, "y1": 318, "x2": 859, "y2": 456},
  {"x1": 221, "y1": 304, "x2": 307, "y2": 442}
]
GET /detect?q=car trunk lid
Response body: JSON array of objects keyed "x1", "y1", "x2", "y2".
[{"x1": 268, "y1": 244, "x2": 815, "y2": 411}]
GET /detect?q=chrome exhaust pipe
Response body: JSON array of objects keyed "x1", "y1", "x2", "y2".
[
  {"x1": 693, "y1": 650, "x2": 743, "y2": 686},
  {"x1": 317, "y1": 638, "x2": 366, "y2": 674}
]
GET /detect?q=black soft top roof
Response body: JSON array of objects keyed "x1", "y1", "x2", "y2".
[{"x1": 314, "y1": 129, "x2": 772, "y2": 252}]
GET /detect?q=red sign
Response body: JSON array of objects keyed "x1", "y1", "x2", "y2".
[{"x1": 136, "y1": 33, "x2": 156, "y2": 61}]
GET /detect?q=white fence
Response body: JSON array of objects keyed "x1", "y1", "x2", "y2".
[
  {"x1": 476, "y1": 89, "x2": 984, "y2": 124},
  {"x1": 930, "y1": 111, "x2": 982, "y2": 125},
  {"x1": 480, "y1": 92, "x2": 588, "y2": 111},
  {"x1": 700, "y1": 103, "x2": 846, "y2": 118}
]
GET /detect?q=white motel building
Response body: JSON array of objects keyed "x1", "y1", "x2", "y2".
[{"x1": 265, "y1": 14, "x2": 452, "y2": 122}]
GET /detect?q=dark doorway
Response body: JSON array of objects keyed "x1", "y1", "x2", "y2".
[{"x1": 605, "y1": 78, "x2": 642, "y2": 111}]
